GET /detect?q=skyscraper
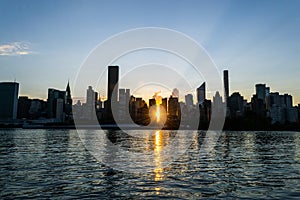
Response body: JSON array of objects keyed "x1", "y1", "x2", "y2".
[
  {"x1": 223, "y1": 70, "x2": 229, "y2": 103},
  {"x1": 197, "y1": 82, "x2": 205, "y2": 104},
  {"x1": 255, "y1": 84, "x2": 266, "y2": 103},
  {"x1": 185, "y1": 94, "x2": 194, "y2": 106},
  {"x1": 65, "y1": 81, "x2": 72, "y2": 118},
  {"x1": 47, "y1": 88, "x2": 66, "y2": 120},
  {"x1": 107, "y1": 66, "x2": 119, "y2": 104},
  {"x1": 0, "y1": 82, "x2": 19, "y2": 120}
]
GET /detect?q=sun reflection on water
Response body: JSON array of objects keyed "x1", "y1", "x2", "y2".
[{"x1": 154, "y1": 130, "x2": 164, "y2": 182}]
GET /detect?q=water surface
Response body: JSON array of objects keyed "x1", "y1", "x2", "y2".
[{"x1": 0, "y1": 129, "x2": 300, "y2": 199}]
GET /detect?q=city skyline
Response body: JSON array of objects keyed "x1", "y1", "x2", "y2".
[{"x1": 0, "y1": 1, "x2": 300, "y2": 103}]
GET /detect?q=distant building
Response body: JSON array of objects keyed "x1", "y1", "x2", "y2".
[
  {"x1": 286, "y1": 107, "x2": 298, "y2": 123},
  {"x1": 65, "y1": 81, "x2": 72, "y2": 119},
  {"x1": 252, "y1": 94, "x2": 266, "y2": 117},
  {"x1": 84, "y1": 86, "x2": 98, "y2": 120},
  {"x1": 107, "y1": 66, "x2": 119, "y2": 106},
  {"x1": 255, "y1": 84, "x2": 266, "y2": 103},
  {"x1": 118, "y1": 88, "x2": 130, "y2": 121},
  {"x1": 47, "y1": 88, "x2": 66, "y2": 121},
  {"x1": 185, "y1": 94, "x2": 194, "y2": 107},
  {"x1": 223, "y1": 70, "x2": 229, "y2": 103},
  {"x1": 197, "y1": 82, "x2": 205, "y2": 105},
  {"x1": 0, "y1": 82, "x2": 19, "y2": 121},
  {"x1": 149, "y1": 98, "x2": 156, "y2": 107},
  {"x1": 168, "y1": 96, "x2": 179, "y2": 117},
  {"x1": 29, "y1": 99, "x2": 47, "y2": 119},
  {"x1": 270, "y1": 105, "x2": 285, "y2": 124},
  {"x1": 17, "y1": 96, "x2": 31, "y2": 119},
  {"x1": 161, "y1": 98, "x2": 167, "y2": 113},
  {"x1": 283, "y1": 94, "x2": 293, "y2": 108},
  {"x1": 212, "y1": 91, "x2": 225, "y2": 116},
  {"x1": 228, "y1": 92, "x2": 245, "y2": 117}
]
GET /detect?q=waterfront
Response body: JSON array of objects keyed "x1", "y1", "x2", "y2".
[{"x1": 1, "y1": 129, "x2": 300, "y2": 199}]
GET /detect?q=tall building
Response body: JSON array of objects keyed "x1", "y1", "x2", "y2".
[
  {"x1": 47, "y1": 88, "x2": 66, "y2": 120},
  {"x1": 65, "y1": 81, "x2": 72, "y2": 119},
  {"x1": 255, "y1": 84, "x2": 266, "y2": 103},
  {"x1": 168, "y1": 96, "x2": 179, "y2": 117},
  {"x1": 107, "y1": 66, "x2": 119, "y2": 104},
  {"x1": 0, "y1": 82, "x2": 19, "y2": 120},
  {"x1": 149, "y1": 98, "x2": 156, "y2": 107},
  {"x1": 118, "y1": 88, "x2": 130, "y2": 121},
  {"x1": 197, "y1": 82, "x2": 205, "y2": 105},
  {"x1": 17, "y1": 96, "x2": 31, "y2": 119},
  {"x1": 283, "y1": 94, "x2": 293, "y2": 108},
  {"x1": 185, "y1": 94, "x2": 194, "y2": 106},
  {"x1": 228, "y1": 92, "x2": 245, "y2": 117},
  {"x1": 223, "y1": 70, "x2": 229, "y2": 103},
  {"x1": 161, "y1": 98, "x2": 167, "y2": 113},
  {"x1": 85, "y1": 86, "x2": 97, "y2": 120}
]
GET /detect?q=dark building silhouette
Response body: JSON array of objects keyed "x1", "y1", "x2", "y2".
[
  {"x1": 0, "y1": 82, "x2": 19, "y2": 121},
  {"x1": 185, "y1": 94, "x2": 194, "y2": 106},
  {"x1": 197, "y1": 82, "x2": 205, "y2": 105},
  {"x1": 251, "y1": 94, "x2": 266, "y2": 117},
  {"x1": 29, "y1": 99, "x2": 47, "y2": 119},
  {"x1": 228, "y1": 92, "x2": 245, "y2": 117},
  {"x1": 104, "y1": 66, "x2": 119, "y2": 123},
  {"x1": 129, "y1": 96, "x2": 150, "y2": 125},
  {"x1": 161, "y1": 97, "x2": 167, "y2": 112},
  {"x1": 17, "y1": 96, "x2": 31, "y2": 119},
  {"x1": 47, "y1": 88, "x2": 66, "y2": 121},
  {"x1": 65, "y1": 81, "x2": 72, "y2": 120},
  {"x1": 255, "y1": 84, "x2": 267, "y2": 104},
  {"x1": 168, "y1": 96, "x2": 179, "y2": 117},
  {"x1": 224, "y1": 70, "x2": 229, "y2": 103},
  {"x1": 107, "y1": 65, "x2": 119, "y2": 105},
  {"x1": 118, "y1": 88, "x2": 130, "y2": 122},
  {"x1": 149, "y1": 98, "x2": 156, "y2": 107}
]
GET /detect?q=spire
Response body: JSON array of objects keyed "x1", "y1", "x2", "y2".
[{"x1": 66, "y1": 80, "x2": 71, "y2": 98}]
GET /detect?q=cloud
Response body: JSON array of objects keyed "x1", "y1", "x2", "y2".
[{"x1": 0, "y1": 42, "x2": 33, "y2": 56}]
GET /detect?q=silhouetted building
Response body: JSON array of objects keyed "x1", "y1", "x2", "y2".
[
  {"x1": 283, "y1": 94, "x2": 293, "y2": 108},
  {"x1": 149, "y1": 98, "x2": 156, "y2": 107},
  {"x1": 223, "y1": 70, "x2": 229, "y2": 103},
  {"x1": 199, "y1": 99, "x2": 211, "y2": 129},
  {"x1": 212, "y1": 91, "x2": 224, "y2": 116},
  {"x1": 0, "y1": 82, "x2": 19, "y2": 121},
  {"x1": 47, "y1": 88, "x2": 66, "y2": 121},
  {"x1": 197, "y1": 82, "x2": 205, "y2": 105},
  {"x1": 251, "y1": 94, "x2": 266, "y2": 117},
  {"x1": 29, "y1": 99, "x2": 47, "y2": 119},
  {"x1": 161, "y1": 97, "x2": 167, "y2": 112},
  {"x1": 270, "y1": 105, "x2": 285, "y2": 124},
  {"x1": 228, "y1": 92, "x2": 245, "y2": 117},
  {"x1": 168, "y1": 96, "x2": 179, "y2": 117},
  {"x1": 65, "y1": 81, "x2": 72, "y2": 119},
  {"x1": 17, "y1": 96, "x2": 31, "y2": 119},
  {"x1": 103, "y1": 66, "x2": 119, "y2": 123},
  {"x1": 172, "y1": 88, "x2": 179, "y2": 98},
  {"x1": 84, "y1": 86, "x2": 98, "y2": 120},
  {"x1": 286, "y1": 107, "x2": 298, "y2": 123},
  {"x1": 129, "y1": 96, "x2": 150, "y2": 125},
  {"x1": 269, "y1": 92, "x2": 281, "y2": 106},
  {"x1": 107, "y1": 65, "x2": 119, "y2": 106},
  {"x1": 255, "y1": 84, "x2": 266, "y2": 104},
  {"x1": 118, "y1": 88, "x2": 130, "y2": 121},
  {"x1": 185, "y1": 94, "x2": 194, "y2": 107}
]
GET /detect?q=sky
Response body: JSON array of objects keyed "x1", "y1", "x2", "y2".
[{"x1": 0, "y1": 0, "x2": 300, "y2": 104}]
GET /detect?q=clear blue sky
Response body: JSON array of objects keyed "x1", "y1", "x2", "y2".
[{"x1": 0, "y1": 0, "x2": 300, "y2": 104}]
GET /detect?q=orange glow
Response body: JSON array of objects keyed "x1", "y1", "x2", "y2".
[
  {"x1": 154, "y1": 130, "x2": 163, "y2": 181},
  {"x1": 156, "y1": 104, "x2": 160, "y2": 122}
]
